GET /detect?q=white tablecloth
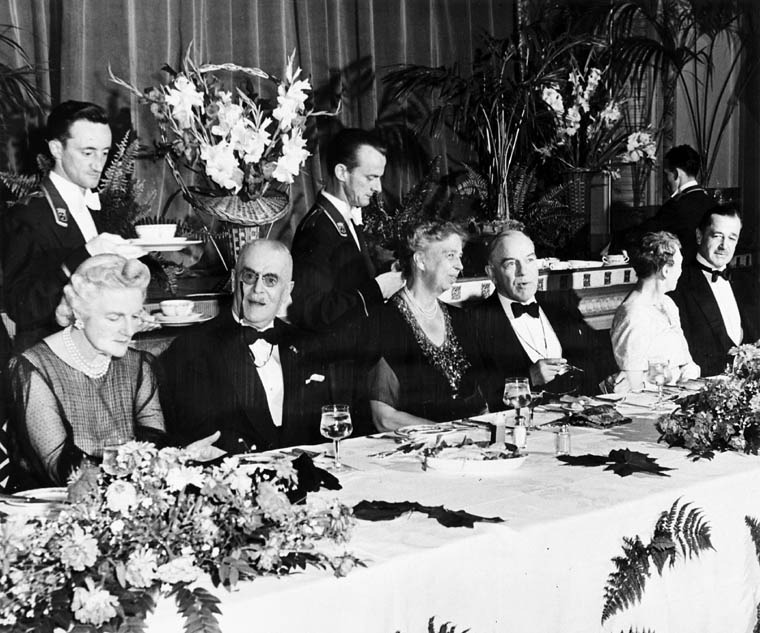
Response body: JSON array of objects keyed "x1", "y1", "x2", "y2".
[{"x1": 148, "y1": 414, "x2": 760, "y2": 633}]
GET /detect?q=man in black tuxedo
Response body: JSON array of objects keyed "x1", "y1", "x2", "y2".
[
  {"x1": 289, "y1": 128, "x2": 404, "y2": 420},
  {"x1": 626, "y1": 144, "x2": 714, "y2": 261},
  {"x1": 670, "y1": 206, "x2": 759, "y2": 376},
  {"x1": 161, "y1": 239, "x2": 330, "y2": 454},
  {"x1": 3, "y1": 101, "x2": 143, "y2": 351},
  {"x1": 470, "y1": 230, "x2": 608, "y2": 411}
]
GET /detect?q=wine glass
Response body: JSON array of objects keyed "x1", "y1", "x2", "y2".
[
  {"x1": 320, "y1": 404, "x2": 353, "y2": 470},
  {"x1": 503, "y1": 378, "x2": 532, "y2": 427},
  {"x1": 646, "y1": 360, "x2": 672, "y2": 402}
]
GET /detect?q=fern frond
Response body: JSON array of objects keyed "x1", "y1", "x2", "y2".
[
  {"x1": 601, "y1": 536, "x2": 651, "y2": 623},
  {"x1": 0, "y1": 170, "x2": 42, "y2": 205},
  {"x1": 174, "y1": 586, "x2": 222, "y2": 633},
  {"x1": 745, "y1": 516, "x2": 760, "y2": 565}
]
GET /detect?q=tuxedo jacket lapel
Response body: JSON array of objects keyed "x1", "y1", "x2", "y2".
[
  {"x1": 315, "y1": 195, "x2": 375, "y2": 278},
  {"x1": 39, "y1": 178, "x2": 88, "y2": 250},
  {"x1": 352, "y1": 221, "x2": 376, "y2": 278},
  {"x1": 686, "y1": 265, "x2": 733, "y2": 349},
  {"x1": 484, "y1": 293, "x2": 531, "y2": 372}
]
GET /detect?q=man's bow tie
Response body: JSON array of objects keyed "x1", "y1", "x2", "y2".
[
  {"x1": 511, "y1": 302, "x2": 540, "y2": 319},
  {"x1": 84, "y1": 188, "x2": 101, "y2": 210},
  {"x1": 241, "y1": 326, "x2": 279, "y2": 346},
  {"x1": 349, "y1": 207, "x2": 363, "y2": 226},
  {"x1": 697, "y1": 262, "x2": 731, "y2": 283}
]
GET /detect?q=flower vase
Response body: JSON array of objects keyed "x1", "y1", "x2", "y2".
[
  {"x1": 564, "y1": 169, "x2": 611, "y2": 256},
  {"x1": 193, "y1": 189, "x2": 290, "y2": 226},
  {"x1": 220, "y1": 224, "x2": 261, "y2": 269}
]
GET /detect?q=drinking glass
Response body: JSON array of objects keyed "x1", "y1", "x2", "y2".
[
  {"x1": 320, "y1": 404, "x2": 353, "y2": 470},
  {"x1": 646, "y1": 360, "x2": 672, "y2": 401},
  {"x1": 503, "y1": 378, "x2": 532, "y2": 427}
]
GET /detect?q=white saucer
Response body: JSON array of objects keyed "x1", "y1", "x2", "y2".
[
  {"x1": 130, "y1": 237, "x2": 202, "y2": 252},
  {"x1": 567, "y1": 260, "x2": 605, "y2": 269},
  {"x1": 154, "y1": 312, "x2": 214, "y2": 327}
]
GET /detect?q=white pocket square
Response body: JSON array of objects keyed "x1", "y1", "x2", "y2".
[{"x1": 305, "y1": 373, "x2": 325, "y2": 384}]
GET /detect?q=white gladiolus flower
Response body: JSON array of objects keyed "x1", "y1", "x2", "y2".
[
  {"x1": 200, "y1": 142, "x2": 244, "y2": 193},
  {"x1": 541, "y1": 86, "x2": 564, "y2": 118},
  {"x1": 273, "y1": 58, "x2": 311, "y2": 131},
  {"x1": 211, "y1": 100, "x2": 244, "y2": 137},
  {"x1": 564, "y1": 106, "x2": 581, "y2": 137},
  {"x1": 165, "y1": 76, "x2": 204, "y2": 129},
  {"x1": 600, "y1": 102, "x2": 621, "y2": 128},
  {"x1": 273, "y1": 133, "x2": 310, "y2": 183},
  {"x1": 231, "y1": 118, "x2": 272, "y2": 164}
]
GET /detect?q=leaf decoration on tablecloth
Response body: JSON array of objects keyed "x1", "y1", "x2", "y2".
[
  {"x1": 353, "y1": 500, "x2": 504, "y2": 528},
  {"x1": 287, "y1": 453, "x2": 341, "y2": 504},
  {"x1": 557, "y1": 448, "x2": 674, "y2": 477},
  {"x1": 601, "y1": 498, "x2": 713, "y2": 623}
]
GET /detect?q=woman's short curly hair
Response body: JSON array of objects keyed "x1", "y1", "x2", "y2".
[
  {"x1": 630, "y1": 231, "x2": 681, "y2": 280},
  {"x1": 397, "y1": 220, "x2": 466, "y2": 279},
  {"x1": 55, "y1": 255, "x2": 150, "y2": 327}
]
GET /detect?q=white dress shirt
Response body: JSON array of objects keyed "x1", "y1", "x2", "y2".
[
  {"x1": 233, "y1": 313, "x2": 284, "y2": 427},
  {"x1": 322, "y1": 190, "x2": 362, "y2": 250},
  {"x1": 49, "y1": 170, "x2": 100, "y2": 241},
  {"x1": 696, "y1": 253, "x2": 743, "y2": 345},
  {"x1": 497, "y1": 293, "x2": 563, "y2": 363}
]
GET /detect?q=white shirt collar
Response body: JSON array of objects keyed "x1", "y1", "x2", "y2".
[
  {"x1": 322, "y1": 190, "x2": 361, "y2": 225},
  {"x1": 49, "y1": 170, "x2": 101, "y2": 210},
  {"x1": 496, "y1": 292, "x2": 537, "y2": 320},
  {"x1": 670, "y1": 178, "x2": 699, "y2": 198}
]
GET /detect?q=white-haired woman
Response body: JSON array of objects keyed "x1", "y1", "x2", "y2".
[
  {"x1": 7, "y1": 255, "x2": 166, "y2": 490},
  {"x1": 368, "y1": 220, "x2": 485, "y2": 431}
]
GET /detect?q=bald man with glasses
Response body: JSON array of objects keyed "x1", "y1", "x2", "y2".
[{"x1": 160, "y1": 239, "x2": 330, "y2": 454}]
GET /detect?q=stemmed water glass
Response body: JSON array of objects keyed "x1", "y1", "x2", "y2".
[
  {"x1": 320, "y1": 404, "x2": 353, "y2": 470},
  {"x1": 503, "y1": 378, "x2": 532, "y2": 427},
  {"x1": 646, "y1": 360, "x2": 672, "y2": 402}
]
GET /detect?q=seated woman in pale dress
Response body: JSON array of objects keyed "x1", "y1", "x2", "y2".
[
  {"x1": 610, "y1": 231, "x2": 700, "y2": 391},
  {"x1": 6, "y1": 255, "x2": 218, "y2": 491},
  {"x1": 368, "y1": 220, "x2": 486, "y2": 431}
]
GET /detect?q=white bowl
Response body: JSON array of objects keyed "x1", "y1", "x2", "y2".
[
  {"x1": 135, "y1": 224, "x2": 177, "y2": 241},
  {"x1": 160, "y1": 299, "x2": 194, "y2": 317}
]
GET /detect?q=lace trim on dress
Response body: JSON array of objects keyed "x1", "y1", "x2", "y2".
[{"x1": 391, "y1": 294, "x2": 471, "y2": 395}]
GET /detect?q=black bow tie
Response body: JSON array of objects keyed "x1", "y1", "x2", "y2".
[
  {"x1": 241, "y1": 326, "x2": 279, "y2": 346},
  {"x1": 697, "y1": 262, "x2": 731, "y2": 283},
  {"x1": 511, "y1": 302, "x2": 540, "y2": 319}
]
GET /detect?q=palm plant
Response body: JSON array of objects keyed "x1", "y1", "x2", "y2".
[
  {"x1": 0, "y1": 24, "x2": 45, "y2": 171},
  {"x1": 605, "y1": 0, "x2": 756, "y2": 186},
  {"x1": 383, "y1": 23, "x2": 592, "y2": 221}
]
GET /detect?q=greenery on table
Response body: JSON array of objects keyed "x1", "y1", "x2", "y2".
[
  {"x1": 602, "y1": 498, "x2": 713, "y2": 623},
  {"x1": 0, "y1": 443, "x2": 358, "y2": 632},
  {"x1": 656, "y1": 342, "x2": 760, "y2": 459}
]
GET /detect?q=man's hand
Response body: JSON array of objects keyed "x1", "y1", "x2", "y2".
[
  {"x1": 529, "y1": 357, "x2": 569, "y2": 386},
  {"x1": 85, "y1": 232, "x2": 146, "y2": 259},
  {"x1": 185, "y1": 430, "x2": 226, "y2": 462},
  {"x1": 375, "y1": 270, "x2": 405, "y2": 299}
]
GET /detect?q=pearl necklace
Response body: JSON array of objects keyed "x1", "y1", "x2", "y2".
[
  {"x1": 63, "y1": 327, "x2": 111, "y2": 379},
  {"x1": 403, "y1": 287, "x2": 439, "y2": 320}
]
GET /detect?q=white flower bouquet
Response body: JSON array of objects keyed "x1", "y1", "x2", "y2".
[
  {"x1": 0, "y1": 443, "x2": 358, "y2": 631},
  {"x1": 110, "y1": 50, "x2": 329, "y2": 225},
  {"x1": 536, "y1": 60, "x2": 656, "y2": 173}
]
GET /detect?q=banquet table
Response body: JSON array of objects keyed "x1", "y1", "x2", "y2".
[{"x1": 148, "y1": 403, "x2": 760, "y2": 633}]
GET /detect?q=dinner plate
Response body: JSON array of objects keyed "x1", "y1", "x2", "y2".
[
  {"x1": 395, "y1": 423, "x2": 462, "y2": 439},
  {"x1": 0, "y1": 487, "x2": 68, "y2": 517},
  {"x1": 426, "y1": 451, "x2": 528, "y2": 476},
  {"x1": 154, "y1": 312, "x2": 214, "y2": 327},
  {"x1": 130, "y1": 237, "x2": 202, "y2": 252},
  {"x1": 14, "y1": 487, "x2": 68, "y2": 502}
]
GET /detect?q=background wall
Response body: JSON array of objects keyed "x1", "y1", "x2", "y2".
[{"x1": 0, "y1": 0, "x2": 513, "y2": 243}]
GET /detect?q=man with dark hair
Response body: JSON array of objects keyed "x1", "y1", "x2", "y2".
[
  {"x1": 3, "y1": 100, "x2": 143, "y2": 350},
  {"x1": 469, "y1": 230, "x2": 610, "y2": 410},
  {"x1": 161, "y1": 239, "x2": 329, "y2": 453},
  {"x1": 289, "y1": 128, "x2": 404, "y2": 420},
  {"x1": 628, "y1": 144, "x2": 715, "y2": 261},
  {"x1": 670, "y1": 206, "x2": 759, "y2": 376}
]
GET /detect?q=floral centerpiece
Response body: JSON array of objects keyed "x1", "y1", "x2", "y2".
[
  {"x1": 536, "y1": 60, "x2": 656, "y2": 173},
  {"x1": 656, "y1": 342, "x2": 760, "y2": 458},
  {"x1": 0, "y1": 443, "x2": 358, "y2": 632},
  {"x1": 110, "y1": 50, "x2": 325, "y2": 226}
]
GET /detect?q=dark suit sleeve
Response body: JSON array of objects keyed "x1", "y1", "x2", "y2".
[
  {"x1": 290, "y1": 219, "x2": 382, "y2": 332},
  {"x1": 3, "y1": 205, "x2": 89, "y2": 333}
]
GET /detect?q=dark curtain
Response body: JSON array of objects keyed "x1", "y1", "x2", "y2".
[{"x1": 1, "y1": 0, "x2": 514, "y2": 243}]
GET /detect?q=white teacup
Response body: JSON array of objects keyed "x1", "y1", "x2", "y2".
[
  {"x1": 160, "y1": 299, "x2": 194, "y2": 317},
  {"x1": 135, "y1": 223, "x2": 177, "y2": 241},
  {"x1": 602, "y1": 253, "x2": 629, "y2": 266}
]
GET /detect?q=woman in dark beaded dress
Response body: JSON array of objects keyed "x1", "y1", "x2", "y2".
[{"x1": 368, "y1": 220, "x2": 485, "y2": 431}]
